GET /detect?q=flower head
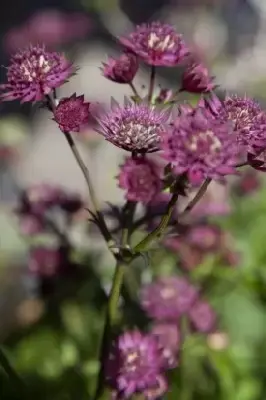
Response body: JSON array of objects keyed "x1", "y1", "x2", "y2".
[
  {"x1": 28, "y1": 247, "x2": 63, "y2": 277},
  {"x1": 96, "y1": 99, "x2": 169, "y2": 153},
  {"x1": 118, "y1": 156, "x2": 162, "y2": 203},
  {"x1": 150, "y1": 323, "x2": 180, "y2": 369},
  {"x1": 102, "y1": 51, "x2": 139, "y2": 84},
  {"x1": 0, "y1": 45, "x2": 73, "y2": 102},
  {"x1": 120, "y1": 21, "x2": 189, "y2": 67},
  {"x1": 189, "y1": 299, "x2": 216, "y2": 333},
  {"x1": 224, "y1": 95, "x2": 266, "y2": 152},
  {"x1": 161, "y1": 106, "x2": 238, "y2": 185},
  {"x1": 105, "y1": 330, "x2": 167, "y2": 399},
  {"x1": 181, "y1": 61, "x2": 215, "y2": 93},
  {"x1": 141, "y1": 276, "x2": 198, "y2": 321},
  {"x1": 53, "y1": 93, "x2": 90, "y2": 133}
]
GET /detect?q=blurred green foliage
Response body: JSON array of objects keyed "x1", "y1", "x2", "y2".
[{"x1": 1, "y1": 181, "x2": 266, "y2": 400}]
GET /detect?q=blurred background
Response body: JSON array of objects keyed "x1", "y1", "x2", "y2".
[{"x1": 1, "y1": 0, "x2": 266, "y2": 399}]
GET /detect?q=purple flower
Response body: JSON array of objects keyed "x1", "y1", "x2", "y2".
[
  {"x1": 118, "y1": 156, "x2": 162, "y2": 203},
  {"x1": 150, "y1": 323, "x2": 180, "y2": 369},
  {"x1": 181, "y1": 61, "x2": 215, "y2": 93},
  {"x1": 28, "y1": 247, "x2": 63, "y2": 277},
  {"x1": 95, "y1": 98, "x2": 169, "y2": 153},
  {"x1": 53, "y1": 93, "x2": 90, "y2": 133},
  {"x1": 0, "y1": 45, "x2": 73, "y2": 102},
  {"x1": 19, "y1": 215, "x2": 45, "y2": 236},
  {"x1": 161, "y1": 106, "x2": 239, "y2": 185},
  {"x1": 141, "y1": 276, "x2": 198, "y2": 321},
  {"x1": 189, "y1": 300, "x2": 216, "y2": 333},
  {"x1": 187, "y1": 224, "x2": 221, "y2": 251},
  {"x1": 101, "y1": 51, "x2": 139, "y2": 84},
  {"x1": 105, "y1": 330, "x2": 167, "y2": 399},
  {"x1": 120, "y1": 21, "x2": 189, "y2": 67},
  {"x1": 224, "y1": 95, "x2": 266, "y2": 152}
]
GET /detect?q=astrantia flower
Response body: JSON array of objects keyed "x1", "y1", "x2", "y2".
[
  {"x1": 150, "y1": 323, "x2": 180, "y2": 369},
  {"x1": 53, "y1": 93, "x2": 90, "y2": 133},
  {"x1": 118, "y1": 156, "x2": 162, "y2": 203},
  {"x1": 161, "y1": 106, "x2": 238, "y2": 185},
  {"x1": 96, "y1": 99, "x2": 169, "y2": 153},
  {"x1": 28, "y1": 247, "x2": 63, "y2": 277},
  {"x1": 189, "y1": 300, "x2": 216, "y2": 333},
  {"x1": 141, "y1": 276, "x2": 198, "y2": 321},
  {"x1": 0, "y1": 45, "x2": 73, "y2": 102},
  {"x1": 181, "y1": 61, "x2": 215, "y2": 93},
  {"x1": 105, "y1": 330, "x2": 168, "y2": 399},
  {"x1": 224, "y1": 95, "x2": 266, "y2": 152},
  {"x1": 120, "y1": 21, "x2": 189, "y2": 67},
  {"x1": 101, "y1": 51, "x2": 139, "y2": 84}
]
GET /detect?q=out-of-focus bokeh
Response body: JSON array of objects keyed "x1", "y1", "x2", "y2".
[{"x1": 1, "y1": 0, "x2": 266, "y2": 399}]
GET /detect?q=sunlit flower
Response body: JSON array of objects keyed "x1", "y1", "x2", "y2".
[
  {"x1": 96, "y1": 98, "x2": 169, "y2": 153},
  {"x1": 0, "y1": 45, "x2": 73, "y2": 102},
  {"x1": 120, "y1": 21, "x2": 189, "y2": 67}
]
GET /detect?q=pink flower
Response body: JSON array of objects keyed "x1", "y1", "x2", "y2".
[
  {"x1": 0, "y1": 45, "x2": 73, "y2": 102},
  {"x1": 53, "y1": 93, "x2": 90, "y2": 133},
  {"x1": 181, "y1": 61, "x2": 215, "y2": 93},
  {"x1": 150, "y1": 323, "x2": 180, "y2": 369},
  {"x1": 189, "y1": 300, "x2": 216, "y2": 333},
  {"x1": 105, "y1": 330, "x2": 168, "y2": 399},
  {"x1": 161, "y1": 105, "x2": 239, "y2": 185},
  {"x1": 141, "y1": 276, "x2": 198, "y2": 321},
  {"x1": 101, "y1": 51, "x2": 139, "y2": 84},
  {"x1": 95, "y1": 98, "x2": 169, "y2": 153},
  {"x1": 118, "y1": 156, "x2": 162, "y2": 203},
  {"x1": 120, "y1": 21, "x2": 189, "y2": 67}
]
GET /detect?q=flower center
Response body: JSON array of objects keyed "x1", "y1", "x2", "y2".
[
  {"x1": 160, "y1": 287, "x2": 176, "y2": 300},
  {"x1": 187, "y1": 130, "x2": 221, "y2": 153},
  {"x1": 125, "y1": 351, "x2": 139, "y2": 372},
  {"x1": 147, "y1": 33, "x2": 175, "y2": 51},
  {"x1": 20, "y1": 55, "x2": 53, "y2": 81}
]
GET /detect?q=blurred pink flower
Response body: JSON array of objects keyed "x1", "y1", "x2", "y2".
[{"x1": 4, "y1": 9, "x2": 92, "y2": 52}]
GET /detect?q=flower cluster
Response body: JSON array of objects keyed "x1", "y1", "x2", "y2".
[
  {"x1": 1, "y1": 19, "x2": 266, "y2": 400},
  {"x1": 141, "y1": 276, "x2": 216, "y2": 334}
]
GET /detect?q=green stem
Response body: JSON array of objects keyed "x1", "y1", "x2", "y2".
[
  {"x1": 179, "y1": 178, "x2": 211, "y2": 219},
  {"x1": 0, "y1": 347, "x2": 26, "y2": 390},
  {"x1": 129, "y1": 82, "x2": 141, "y2": 101},
  {"x1": 46, "y1": 94, "x2": 115, "y2": 253},
  {"x1": 93, "y1": 202, "x2": 136, "y2": 400},
  {"x1": 148, "y1": 66, "x2": 156, "y2": 103},
  {"x1": 133, "y1": 190, "x2": 179, "y2": 253}
]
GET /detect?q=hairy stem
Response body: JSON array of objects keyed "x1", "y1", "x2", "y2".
[
  {"x1": 148, "y1": 66, "x2": 156, "y2": 103},
  {"x1": 179, "y1": 178, "x2": 211, "y2": 218}
]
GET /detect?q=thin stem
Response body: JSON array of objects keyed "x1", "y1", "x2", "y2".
[
  {"x1": 129, "y1": 82, "x2": 141, "y2": 100},
  {"x1": 0, "y1": 347, "x2": 26, "y2": 390},
  {"x1": 63, "y1": 131, "x2": 114, "y2": 248},
  {"x1": 179, "y1": 178, "x2": 211, "y2": 218},
  {"x1": 46, "y1": 94, "x2": 115, "y2": 252},
  {"x1": 93, "y1": 203, "x2": 136, "y2": 400},
  {"x1": 148, "y1": 66, "x2": 156, "y2": 103},
  {"x1": 133, "y1": 190, "x2": 179, "y2": 253}
]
